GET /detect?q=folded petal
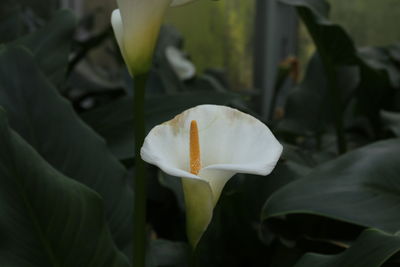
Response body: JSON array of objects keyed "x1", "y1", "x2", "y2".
[
  {"x1": 181, "y1": 178, "x2": 213, "y2": 247},
  {"x1": 192, "y1": 106, "x2": 282, "y2": 176},
  {"x1": 198, "y1": 168, "x2": 234, "y2": 206},
  {"x1": 141, "y1": 118, "x2": 195, "y2": 179},
  {"x1": 111, "y1": 9, "x2": 128, "y2": 64}
]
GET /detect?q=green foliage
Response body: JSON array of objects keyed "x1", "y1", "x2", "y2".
[
  {"x1": 278, "y1": 53, "x2": 359, "y2": 135},
  {"x1": 13, "y1": 9, "x2": 77, "y2": 86},
  {"x1": 0, "y1": 108, "x2": 129, "y2": 266},
  {"x1": 329, "y1": 0, "x2": 400, "y2": 46},
  {"x1": 0, "y1": 45, "x2": 134, "y2": 253},
  {"x1": 295, "y1": 229, "x2": 400, "y2": 267},
  {"x1": 262, "y1": 0, "x2": 400, "y2": 266},
  {"x1": 263, "y1": 138, "x2": 400, "y2": 233}
]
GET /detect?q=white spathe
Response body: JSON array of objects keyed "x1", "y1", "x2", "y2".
[
  {"x1": 111, "y1": 0, "x2": 197, "y2": 76},
  {"x1": 141, "y1": 105, "x2": 283, "y2": 247}
]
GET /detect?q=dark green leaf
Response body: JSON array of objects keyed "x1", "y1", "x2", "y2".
[
  {"x1": 0, "y1": 7, "x2": 26, "y2": 43},
  {"x1": 0, "y1": 108, "x2": 129, "y2": 266},
  {"x1": 280, "y1": 0, "x2": 361, "y2": 142},
  {"x1": 281, "y1": 0, "x2": 398, "y2": 137},
  {"x1": 279, "y1": 53, "x2": 359, "y2": 135},
  {"x1": 262, "y1": 138, "x2": 400, "y2": 234},
  {"x1": 358, "y1": 47, "x2": 400, "y2": 89},
  {"x1": 0, "y1": 45, "x2": 133, "y2": 252},
  {"x1": 278, "y1": 54, "x2": 328, "y2": 135},
  {"x1": 14, "y1": 9, "x2": 76, "y2": 86},
  {"x1": 281, "y1": 0, "x2": 358, "y2": 66},
  {"x1": 295, "y1": 229, "x2": 400, "y2": 267}
]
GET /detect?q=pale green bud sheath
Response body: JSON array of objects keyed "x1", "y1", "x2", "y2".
[{"x1": 111, "y1": 0, "x2": 199, "y2": 76}]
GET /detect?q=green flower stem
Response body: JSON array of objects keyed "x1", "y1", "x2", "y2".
[
  {"x1": 190, "y1": 247, "x2": 199, "y2": 267},
  {"x1": 133, "y1": 73, "x2": 148, "y2": 267},
  {"x1": 326, "y1": 65, "x2": 347, "y2": 154}
]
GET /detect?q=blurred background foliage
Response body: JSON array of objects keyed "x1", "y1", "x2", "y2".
[
  {"x1": 330, "y1": 0, "x2": 400, "y2": 46},
  {"x1": 166, "y1": 0, "x2": 255, "y2": 90},
  {"x1": 299, "y1": 0, "x2": 400, "y2": 75}
]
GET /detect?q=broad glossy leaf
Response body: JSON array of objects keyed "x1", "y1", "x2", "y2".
[
  {"x1": 0, "y1": 108, "x2": 129, "y2": 267},
  {"x1": 279, "y1": 0, "x2": 361, "y2": 140},
  {"x1": 278, "y1": 54, "x2": 327, "y2": 135},
  {"x1": 0, "y1": 46, "x2": 133, "y2": 251},
  {"x1": 358, "y1": 47, "x2": 400, "y2": 89},
  {"x1": 281, "y1": 0, "x2": 394, "y2": 135},
  {"x1": 0, "y1": 8, "x2": 26, "y2": 43},
  {"x1": 279, "y1": 53, "x2": 359, "y2": 135},
  {"x1": 262, "y1": 138, "x2": 400, "y2": 233},
  {"x1": 295, "y1": 229, "x2": 400, "y2": 267},
  {"x1": 82, "y1": 92, "x2": 240, "y2": 160},
  {"x1": 281, "y1": 0, "x2": 357, "y2": 66},
  {"x1": 14, "y1": 9, "x2": 76, "y2": 86}
]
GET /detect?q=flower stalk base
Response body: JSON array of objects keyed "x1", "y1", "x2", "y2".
[{"x1": 133, "y1": 73, "x2": 148, "y2": 267}]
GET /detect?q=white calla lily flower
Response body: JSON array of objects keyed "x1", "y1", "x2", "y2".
[
  {"x1": 140, "y1": 105, "x2": 283, "y2": 247},
  {"x1": 111, "y1": 0, "x2": 197, "y2": 76}
]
